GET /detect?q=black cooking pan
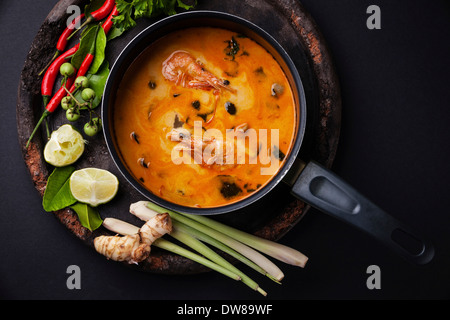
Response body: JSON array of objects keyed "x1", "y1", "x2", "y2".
[{"x1": 102, "y1": 10, "x2": 434, "y2": 265}]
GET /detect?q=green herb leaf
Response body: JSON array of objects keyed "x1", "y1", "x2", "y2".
[
  {"x1": 70, "y1": 202, "x2": 103, "y2": 231},
  {"x1": 87, "y1": 60, "x2": 110, "y2": 107},
  {"x1": 84, "y1": 0, "x2": 107, "y2": 16},
  {"x1": 88, "y1": 26, "x2": 107, "y2": 74},
  {"x1": 42, "y1": 166, "x2": 77, "y2": 212},
  {"x1": 134, "y1": 0, "x2": 150, "y2": 19},
  {"x1": 106, "y1": 26, "x2": 124, "y2": 42},
  {"x1": 176, "y1": 0, "x2": 196, "y2": 11},
  {"x1": 71, "y1": 25, "x2": 98, "y2": 70},
  {"x1": 113, "y1": 0, "x2": 196, "y2": 32},
  {"x1": 113, "y1": 0, "x2": 136, "y2": 32},
  {"x1": 224, "y1": 36, "x2": 240, "y2": 61}
]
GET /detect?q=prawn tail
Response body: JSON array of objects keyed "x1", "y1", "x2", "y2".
[
  {"x1": 216, "y1": 80, "x2": 236, "y2": 93},
  {"x1": 199, "y1": 76, "x2": 236, "y2": 93}
]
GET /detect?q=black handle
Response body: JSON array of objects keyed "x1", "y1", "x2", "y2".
[{"x1": 291, "y1": 161, "x2": 434, "y2": 265}]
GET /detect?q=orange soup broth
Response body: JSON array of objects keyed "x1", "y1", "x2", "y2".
[{"x1": 113, "y1": 27, "x2": 297, "y2": 208}]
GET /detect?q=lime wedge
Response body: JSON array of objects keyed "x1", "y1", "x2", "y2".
[
  {"x1": 43, "y1": 124, "x2": 85, "y2": 167},
  {"x1": 69, "y1": 168, "x2": 119, "y2": 207}
]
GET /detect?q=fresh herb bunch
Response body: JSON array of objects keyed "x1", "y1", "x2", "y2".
[{"x1": 113, "y1": 0, "x2": 197, "y2": 31}]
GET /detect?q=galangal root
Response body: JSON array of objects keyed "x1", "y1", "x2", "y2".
[{"x1": 94, "y1": 212, "x2": 172, "y2": 264}]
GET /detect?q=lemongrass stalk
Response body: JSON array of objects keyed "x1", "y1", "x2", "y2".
[
  {"x1": 176, "y1": 220, "x2": 281, "y2": 284},
  {"x1": 101, "y1": 218, "x2": 240, "y2": 281},
  {"x1": 131, "y1": 204, "x2": 271, "y2": 291},
  {"x1": 171, "y1": 223, "x2": 267, "y2": 296},
  {"x1": 130, "y1": 201, "x2": 280, "y2": 283},
  {"x1": 141, "y1": 202, "x2": 307, "y2": 267},
  {"x1": 103, "y1": 217, "x2": 140, "y2": 234},
  {"x1": 130, "y1": 201, "x2": 158, "y2": 220},
  {"x1": 131, "y1": 202, "x2": 279, "y2": 283},
  {"x1": 181, "y1": 212, "x2": 308, "y2": 267},
  {"x1": 153, "y1": 238, "x2": 241, "y2": 282},
  {"x1": 142, "y1": 202, "x2": 284, "y2": 281}
]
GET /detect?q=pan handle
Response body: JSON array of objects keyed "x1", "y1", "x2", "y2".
[{"x1": 290, "y1": 161, "x2": 434, "y2": 265}]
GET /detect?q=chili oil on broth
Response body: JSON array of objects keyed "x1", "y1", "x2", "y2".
[{"x1": 113, "y1": 27, "x2": 297, "y2": 208}]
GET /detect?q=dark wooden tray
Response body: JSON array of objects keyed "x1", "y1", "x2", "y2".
[{"x1": 17, "y1": 0, "x2": 341, "y2": 274}]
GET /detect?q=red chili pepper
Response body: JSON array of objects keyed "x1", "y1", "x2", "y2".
[
  {"x1": 101, "y1": 5, "x2": 118, "y2": 35},
  {"x1": 67, "y1": 26, "x2": 99, "y2": 94},
  {"x1": 67, "y1": 0, "x2": 116, "y2": 41},
  {"x1": 57, "y1": 13, "x2": 85, "y2": 52},
  {"x1": 26, "y1": 72, "x2": 77, "y2": 148},
  {"x1": 46, "y1": 73, "x2": 77, "y2": 113},
  {"x1": 90, "y1": 0, "x2": 116, "y2": 21},
  {"x1": 38, "y1": 14, "x2": 84, "y2": 76},
  {"x1": 67, "y1": 53, "x2": 95, "y2": 94},
  {"x1": 41, "y1": 43, "x2": 80, "y2": 106}
]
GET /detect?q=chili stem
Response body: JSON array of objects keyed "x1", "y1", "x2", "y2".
[
  {"x1": 66, "y1": 16, "x2": 94, "y2": 42},
  {"x1": 38, "y1": 50, "x2": 60, "y2": 76},
  {"x1": 25, "y1": 110, "x2": 50, "y2": 148},
  {"x1": 44, "y1": 118, "x2": 50, "y2": 140},
  {"x1": 25, "y1": 77, "x2": 72, "y2": 149},
  {"x1": 26, "y1": 76, "x2": 69, "y2": 148}
]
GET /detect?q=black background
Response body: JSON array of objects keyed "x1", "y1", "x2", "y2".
[{"x1": 1, "y1": 0, "x2": 449, "y2": 301}]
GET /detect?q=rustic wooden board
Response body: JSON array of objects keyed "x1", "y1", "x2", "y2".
[{"x1": 17, "y1": 0, "x2": 341, "y2": 274}]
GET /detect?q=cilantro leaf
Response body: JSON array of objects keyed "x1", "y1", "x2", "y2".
[{"x1": 112, "y1": 0, "x2": 196, "y2": 32}]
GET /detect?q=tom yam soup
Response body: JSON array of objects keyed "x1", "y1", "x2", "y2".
[{"x1": 113, "y1": 27, "x2": 297, "y2": 208}]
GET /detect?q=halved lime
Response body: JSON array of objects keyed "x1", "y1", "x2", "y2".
[
  {"x1": 69, "y1": 168, "x2": 119, "y2": 207},
  {"x1": 43, "y1": 124, "x2": 85, "y2": 167}
]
